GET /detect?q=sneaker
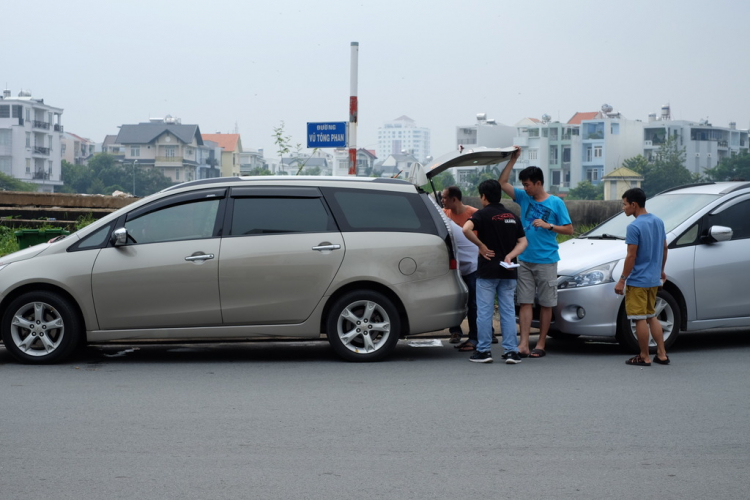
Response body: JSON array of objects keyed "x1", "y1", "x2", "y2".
[
  {"x1": 448, "y1": 332, "x2": 462, "y2": 344},
  {"x1": 469, "y1": 351, "x2": 493, "y2": 363},
  {"x1": 502, "y1": 351, "x2": 522, "y2": 364}
]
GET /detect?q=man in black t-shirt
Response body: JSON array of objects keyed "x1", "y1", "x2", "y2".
[{"x1": 462, "y1": 180, "x2": 527, "y2": 364}]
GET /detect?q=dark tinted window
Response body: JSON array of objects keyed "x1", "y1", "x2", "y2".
[
  {"x1": 125, "y1": 199, "x2": 221, "y2": 244},
  {"x1": 323, "y1": 188, "x2": 434, "y2": 233},
  {"x1": 230, "y1": 197, "x2": 333, "y2": 235},
  {"x1": 709, "y1": 199, "x2": 750, "y2": 240}
]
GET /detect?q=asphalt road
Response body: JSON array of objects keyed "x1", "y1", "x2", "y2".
[{"x1": 1, "y1": 330, "x2": 748, "y2": 500}]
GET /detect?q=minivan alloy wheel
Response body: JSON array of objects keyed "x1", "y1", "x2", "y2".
[
  {"x1": 1, "y1": 291, "x2": 81, "y2": 364},
  {"x1": 326, "y1": 290, "x2": 401, "y2": 362}
]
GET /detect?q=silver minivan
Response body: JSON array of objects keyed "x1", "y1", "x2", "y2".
[
  {"x1": 550, "y1": 182, "x2": 750, "y2": 351},
  {"x1": 1, "y1": 175, "x2": 477, "y2": 364}
]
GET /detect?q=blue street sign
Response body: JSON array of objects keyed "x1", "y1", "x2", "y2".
[{"x1": 307, "y1": 122, "x2": 347, "y2": 148}]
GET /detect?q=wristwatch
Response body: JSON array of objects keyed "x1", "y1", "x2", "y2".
[{"x1": 547, "y1": 224, "x2": 554, "y2": 231}]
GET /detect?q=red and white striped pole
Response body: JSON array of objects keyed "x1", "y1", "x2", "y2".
[{"x1": 348, "y1": 41, "x2": 359, "y2": 175}]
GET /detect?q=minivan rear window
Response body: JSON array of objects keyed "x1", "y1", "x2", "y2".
[{"x1": 322, "y1": 188, "x2": 435, "y2": 234}]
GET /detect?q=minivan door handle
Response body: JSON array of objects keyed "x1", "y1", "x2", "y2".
[
  {"x1": 312, "y1": 244, "x2": 341, "y2": 251},
  {"x1": 185, "y1": 253, "x2": 215, "y2": 262}
]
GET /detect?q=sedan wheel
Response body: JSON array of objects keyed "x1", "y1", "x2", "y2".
[
  {"x1": 1, "y1": 291, "x2": 81, "y2": 364},
  {"x1": 326, "y1": 290, "x2": 401, "y2": 362},
  {"x1": 616, "y1": 288, "x2": 681, "y2": 353}
]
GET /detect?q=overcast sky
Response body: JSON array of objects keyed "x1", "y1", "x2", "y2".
[{"x1": 4, "y1": 0, "x2": 749, "y2": 160}]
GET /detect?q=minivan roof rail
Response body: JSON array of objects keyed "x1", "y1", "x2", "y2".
[{"x1": 722, "y1": 182, "x2": 750, "y2": 194}]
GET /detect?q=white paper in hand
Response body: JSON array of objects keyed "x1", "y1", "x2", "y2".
[{"x1": 500, "y1": 261, "x2": 520, "y2": 269}]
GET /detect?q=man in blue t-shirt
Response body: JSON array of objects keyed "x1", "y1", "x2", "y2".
[
  {"x1": 614, "y1": 188, "x2": 670, "y2": 366},
  {"x1": 499, "y1": 147, "x2": 573, "y2": 358}
]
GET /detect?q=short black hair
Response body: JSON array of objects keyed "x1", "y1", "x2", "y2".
[
  {"x1": 622, "y1": 187, "x2": 647, "y2": 208},
  {"x1": 444, "y1": 185, "x2": 463, "y2": 201},
  {"x1": 478, "y1": 179, "x2": 502, "y2": 203},
  {"x1": 518, "y1": 166, "x2": 544, "y2": 185}
]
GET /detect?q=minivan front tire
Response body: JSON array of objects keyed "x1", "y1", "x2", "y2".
[
  {"x1": 1, "y1": 291, "x2": 82, "y2": 364},
  {"x1": 326, "y1": 290, "x2": 401, "y2": 362},
  {"x1": 616, "y1": 288, "x2": 681, "y2": 354}
]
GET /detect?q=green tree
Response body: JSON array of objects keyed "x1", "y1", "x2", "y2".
[
  {"x1": 0, "y1": 172, "x2": 37, "y2": 192},
  {"x1": 422, "y1": 171, "x2": 456, "y2": 194},
  {"x1": 704, "y1": 150, "x2": 750, "y2": 181},
  {"x1": 59, "y1": 154, "x2": 173, "y2": 197},
  {"x1": 567, "y1": 180, "x2": 603, "y2": 200},
  {"x1": 640, "y1": 136, "x2": 693, "y2": 196},
  {"x1": 246, "y1": 166, "x2": 273, "y2": 176},
  {"x1": 621, "y1": 155, "x2": 649, "y2": 175}
]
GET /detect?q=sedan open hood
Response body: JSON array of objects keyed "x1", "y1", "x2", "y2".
[{"x1": 406, "y1": 147, "x2": 516, "y2": 186}]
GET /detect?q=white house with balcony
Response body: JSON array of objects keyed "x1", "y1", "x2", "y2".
[
  {"x1": 115, "y1": 117, "x2": 207, "y2": 184},
  {"x1": 512, "y1": 115, "x2": 583, "y2": 194},
  {"x1": 577, "y1": 105, "x2": 644, "y2": 187},
  {"x1": 0, "y1": 88, "x2": 64, "y2": 192},
  {"x1": 643, "y1": 105, "x2": 749, "y2": 175}
]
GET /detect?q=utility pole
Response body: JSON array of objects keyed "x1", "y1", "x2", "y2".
[{"x1": 348, "y1": 42, "x2": 359, "y2": 175}]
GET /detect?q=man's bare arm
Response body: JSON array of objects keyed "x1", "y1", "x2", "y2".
[{"x1": 498, "y1": 146, "x2": 521, "y2": 199}]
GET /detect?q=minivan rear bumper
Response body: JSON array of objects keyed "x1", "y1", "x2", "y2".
[{"x1": 393, "y1": 271, "x2": 468, "y2": 335}]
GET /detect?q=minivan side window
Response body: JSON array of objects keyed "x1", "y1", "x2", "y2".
[
  {"x1": 322, "y1": 188, "x2": 434, "y2": 233},
  {"x1": 230, "y1": 197, "x2": 334, "y2": 235},
  {"x1": 125, "y1": 199, "x2": 221, "y2": 244},
  {"x1": 708, "y1": 199, "x2": 750, "y2": 241}
]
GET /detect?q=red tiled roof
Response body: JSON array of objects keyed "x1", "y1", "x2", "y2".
[
  {"x1": 567, "y1": 112, "x2": 598, "y2": 125},
  {"x1": 202, "y1": 133, "x2": 240, "y2": 152}
]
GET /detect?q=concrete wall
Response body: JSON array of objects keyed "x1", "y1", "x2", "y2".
[{"x1": 463, "y1": 196, "x2": 620, "y2": 228}]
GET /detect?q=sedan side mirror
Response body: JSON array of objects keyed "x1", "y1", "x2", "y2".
[
  {"x1": 110, "y1": 227, "x2": 129, "y2": 247},
  {"x1": 702, "y1": 225, "x2": 733, "y2": 244}
]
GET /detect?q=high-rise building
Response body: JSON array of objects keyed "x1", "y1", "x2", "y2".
[{"x1": 377, "y1": 116, "x2": 430, "y2": 163}]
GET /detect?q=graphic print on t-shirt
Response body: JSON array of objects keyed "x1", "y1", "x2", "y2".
[{"x1": 523, "y1": 202, "x2": 552, "y2": 231}]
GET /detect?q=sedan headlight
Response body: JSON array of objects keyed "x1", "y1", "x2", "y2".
[{"x1": 558, "y1": 261, "x2": 618, "y2": 289}]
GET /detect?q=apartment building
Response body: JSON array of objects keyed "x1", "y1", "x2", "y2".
[
  {"x1": 114, "y1": 116, "x2": 208, "y2": 184},
  {"x1": 377, "y1": 116, "x2": 431, "y2": 163},
  {"x1": 512, "y1": 115, "x2": 583, "y2": 193},
  {"x1": 61, "y1": 132, "x2": 96, "y2": 165},
  {"x1": 0, "y1": 89, "x2": 64, "y2": 192},
  {"x1": 456, "y1": 113, "x2": 516, "y2": 150},
  {"x1": 201, "y1": 133, "x2": 242, "y2": 177},
  {"x1": 643, "y1": 105, "x2": 749, "y2": 174}
]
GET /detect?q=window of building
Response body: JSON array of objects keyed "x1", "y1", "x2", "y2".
[
  {"x1": 586, "y1": 147, "x2": 593, "y2": 162},
  {"x1": 586, "y1": 168, "x2": 601, "y2": 182},
  {"x1": 0, "y1": 157, "x2": 10, "y2": 175},
  {"x1": 131, "y1": 146, "x2": 140, "y2": 157},
  {"x1": 26, "y1": 159, "x2": 31, "y2": 173},
  {"x1": 552, "y1": 170, "x2": 561, "y2": 186},
  {"x1": 0, "y1": 105, "x2": 9, "y2": 118},
  {"x1": 26, "y1": 132, "x2": 31, "y2": 148},
  {"x1": 0, "y1": 129, "x2": 11, "y2": 146},
  {"x1": 165, "y1": 146, "x2": 176, "y2": 158},
  {"x1": 594, "y1": 146, "x2": 603, "y2": 158},
  {"x1": 549, "y1": 147, "x2": 558, "y2": 164},
  {"x1": 12, "y1": 105, "x2": 22, "y2": 118},
  {"x1": 26, "y1": 108, "x2": 30, "y2": 122},
  {"x1": 528, "y1": 149, "x2": 538, "y2": 160},
  {"x1": 175, "y1": 169, "x2": 180, "y2": 180},
  {"x1": 611, "y1": 123, "x2": 620, "y2": 135}
]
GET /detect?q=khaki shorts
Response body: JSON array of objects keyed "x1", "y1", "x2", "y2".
[
  {"x1": 517, "y1": 261, "x2": 558, "y2": 307},
  {"x1": 625, "y1": 286, "x2": 658, "y2": 320}
]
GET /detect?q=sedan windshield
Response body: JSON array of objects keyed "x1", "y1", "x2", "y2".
[{"x1": 584, "y1": 193, "x2": 720, "y2": 238}]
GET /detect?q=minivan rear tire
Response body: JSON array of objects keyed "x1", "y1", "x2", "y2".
[{"x1": 326, "y1": 290, "x2": 401, "y2": 362}]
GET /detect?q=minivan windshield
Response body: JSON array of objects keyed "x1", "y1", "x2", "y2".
[{"x1": 583, "y1": 193, "x2": 720, "y2": 239}]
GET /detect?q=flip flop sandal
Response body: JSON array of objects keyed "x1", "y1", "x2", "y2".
[{"x1": 626, "y1": 355, "x2": 651, "y2": 366}]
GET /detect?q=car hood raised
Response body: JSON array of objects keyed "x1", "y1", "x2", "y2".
[{"x1": 557, "y1": 238, "x2": 626, "y2": 276}]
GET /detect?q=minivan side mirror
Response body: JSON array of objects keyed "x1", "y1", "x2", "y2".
[
  {"x1": 702, "y1": 225, "x2": 732, "y2": 244},
  {"x1": 110, "y1": 227, "x2": 129, "y2": 247}
]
